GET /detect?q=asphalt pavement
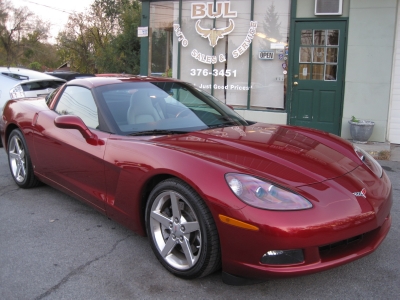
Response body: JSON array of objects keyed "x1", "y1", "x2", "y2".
[{"x1": 0, "y1": 148, "x2": 399, "y2": 300}]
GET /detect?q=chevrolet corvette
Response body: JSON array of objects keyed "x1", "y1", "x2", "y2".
[{"x1": 0, "y1": 76, "x2": 392, "y2": 284}]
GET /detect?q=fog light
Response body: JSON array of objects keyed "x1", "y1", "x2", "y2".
[{"x1": 261, "y1": 249, "x2": 304, "y2": 265}]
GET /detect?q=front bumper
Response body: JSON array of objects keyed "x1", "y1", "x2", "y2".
[
  {"x1": 221, "y1": 214, "x2": 391, "y2": 280},
  {"x1": 213, "y1": 166, "x2": 393, "y2": 280}
]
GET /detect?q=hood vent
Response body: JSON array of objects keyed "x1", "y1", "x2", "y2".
[{"x1": 315, "y1": 0, "x2": 343, "y2": 15}]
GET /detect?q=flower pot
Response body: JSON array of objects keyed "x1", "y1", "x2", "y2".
[{"x1": 348, "y1": 120, "x2": 375, "y2": 143}]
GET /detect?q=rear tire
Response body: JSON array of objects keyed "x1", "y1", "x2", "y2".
[
  {"x1": 8, "y1": 129, "x2": 40, "y2": 188},
  {"x1": 145, "y1": 178, "x2": 221, "y2": 279}
]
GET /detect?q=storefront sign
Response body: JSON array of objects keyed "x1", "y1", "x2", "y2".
[
  {"x1": 195, "y1": 19, "x2": 234, "y2": 47},
  {"x1": 259, "y1": 51, "x2": 274, "y2": 60},
  {"x1": 190, "y1": 68, "x2": 237, "y2": 77},
  {"x1": 191, "y1": 2, "x2": 237, "y2": 19},
  {"x1": 270, "y1": 43, "x2": 286, "y2": 50},
  {"x1": 232, "y1": 21, "x2": 257, "y2": 58},
  {"x1": 173, "y1": 24, "x2": 188, "y2": 47},
  {"x1": 173, "y1": 1, "x2": 257, "y2": 66},
  {"x1": 137, "y1": 27, "x2": 148, "y2": 37},
  {"x1": 198, "y1": 83, "x2": 252, "y2": 91}
]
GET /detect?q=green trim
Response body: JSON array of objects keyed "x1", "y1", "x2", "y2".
[
  {"x1": 246, "y1": 0, "x2": 255, "y2": 109},
  {"x1": 211, "y1": 0, "x2": 217, "y2": 95},
  {"x1": 177, "y1": 0, "x2": 182, "y2": 79},
  {"x1": 286, "y1": 0, "x2": 298, "y2": 123},
  {"x1": 235, "y1": 108, "x2": 287, "y2": 113},
  {"x1": 139, "y1": 1, "x2": 150, "y2": 76}
]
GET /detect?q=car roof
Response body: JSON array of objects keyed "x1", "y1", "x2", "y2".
[
  {"x1": 45, "y1": 71, "x2": 95, "y2": 81},
  {"x1": 0, "y1": 67, "x2": 65, "y2": 81},
  {"x1": 95, "y1": 73, "x2": 135, "y2": 77},
  {"x1": 67, "y1": 75, "x2": 181, "y2": 88}
]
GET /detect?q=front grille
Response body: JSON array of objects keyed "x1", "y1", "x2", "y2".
[{"x1": 319, "y1": 234, "x2": 364, "y2": 253}]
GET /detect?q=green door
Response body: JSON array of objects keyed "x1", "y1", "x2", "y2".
[{"x1": 289, "y1": 21, "x2": 347, "y2": 135}]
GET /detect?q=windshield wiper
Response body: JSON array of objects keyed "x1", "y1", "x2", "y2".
[
  {"x1": 206, "y1": 118, "x2": 238, "y2": 129},
  {"x1": 129, "y1": 129, "x2": 188, "y2": 136}
]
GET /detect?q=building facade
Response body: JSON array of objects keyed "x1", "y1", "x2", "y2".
[{"x1": 139, "y1": 0, "x2": 400, "y2": 144}]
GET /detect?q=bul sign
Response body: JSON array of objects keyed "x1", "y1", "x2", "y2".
[
  {"x1": 173, "y1": 1, "x2": 257, "y2": 65},
  {"x1": 191, "y1": 2, "x2": 237, "y2": 19}
]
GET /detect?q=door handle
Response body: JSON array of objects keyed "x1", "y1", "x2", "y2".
[{"x1": 293, "y1": 81, "x2": 298, "y2": 86}]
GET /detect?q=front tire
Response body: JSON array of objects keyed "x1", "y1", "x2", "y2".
[
  {"x1": 145, "y1": 178, "x2": 221, "y2": 279},
  {"x1": 8, "y1": 129, "x2": 40, "y2": 188}
]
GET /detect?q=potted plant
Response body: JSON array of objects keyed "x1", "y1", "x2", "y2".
[{"x1": 348, "y1": 116, "x2": 375, "y2": 143}]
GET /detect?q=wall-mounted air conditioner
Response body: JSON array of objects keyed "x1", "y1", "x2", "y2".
[{"x1": 315, "y1": 0, "x2": 343, "y2": 15}]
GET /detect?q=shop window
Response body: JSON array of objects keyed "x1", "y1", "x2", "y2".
[
  {"x1": 149, "y1": 1, "x2": 178, "y2": 77},
  {"x1": 161, "y1": 0, "x2": 291, "y2": 110},
  {"x1": 180, "y1": 1, "x2": 214, "y2": 93},
  {"x1": 250, "y1": 1, "x2": 290, "y2": 109}
]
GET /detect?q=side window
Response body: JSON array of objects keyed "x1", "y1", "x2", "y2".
[
  {"x1": 45, "y1": 87, "x2": 60, "y2": 106},
  {"x1": 55, "y1": 86, "x2": 99, "y2": 129}
]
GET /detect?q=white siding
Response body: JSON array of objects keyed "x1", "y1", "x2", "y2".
[{"x1": 389, "y1": 2, "x2": 400, "y2": 144}]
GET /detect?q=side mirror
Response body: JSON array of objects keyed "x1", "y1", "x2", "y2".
[{"x1": 54, "y1": 115, "x2": 103, "y2": 145}]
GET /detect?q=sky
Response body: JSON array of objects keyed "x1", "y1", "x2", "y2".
[{"x1": 12, "y1": 0, "x2": 96, "y2": 43}]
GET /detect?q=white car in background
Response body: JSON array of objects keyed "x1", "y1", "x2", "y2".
[{"x1": 0, "y1": 67, "x2": 66, "y2": 146}]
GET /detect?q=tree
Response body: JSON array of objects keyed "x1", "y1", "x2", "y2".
[
  {"x1": 99, "y1": 0, "x2": 141, "y2": 73},
  {"x1": 29, "y1": 61, "x2": 41, "y2": 70},
  {"x1": 0, "y1": 0, "x2": 52, "y2": 67},
  {"x1": 57, "y1": 11, "x2": 96, "y2": 73},
  {"x1": 262, "y1": 2, "x2": 283, "y2": 47},
  {"x1": 56, "y1": 0, "x2": 141, "y2": 74}
]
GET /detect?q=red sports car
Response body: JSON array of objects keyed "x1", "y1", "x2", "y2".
[{"x1": 0, "y1": 76, "x2": 392, "y2": 284}]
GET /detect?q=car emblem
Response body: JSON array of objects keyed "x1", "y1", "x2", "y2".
[{"x1": 353, "y1": 188, "x2": 366, "y2": 198}]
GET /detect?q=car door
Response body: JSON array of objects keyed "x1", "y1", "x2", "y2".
[{"x1": 33, "y1": 85, "x2": 110, "y2": 212}]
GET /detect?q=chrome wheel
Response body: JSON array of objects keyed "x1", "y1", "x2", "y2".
[
  {"x1": 149, "y1": 190, "x2": 201, "y2": 270},
  {"x1": 7, "y1": 129, "x2": 40, "y2": 188},
  {"x1": 9, "y1": 134, "x2": 27, "y2": 183},
  {"x1": 146, "y1": 179, "x2": 221, "y2": 279}
]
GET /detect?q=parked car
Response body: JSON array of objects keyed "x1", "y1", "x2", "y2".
[
  {"x1": 95, "y1": 73, "x2": 135, "y2": 77},
  {"x1": 0, "y1": 76, "x2": 392, "y2": 284},
  {"x1": 45, "y1": 71, "x2": 95, "y2": 81},
  {"x1": 0, "y1": 67, "x2": 66, "y2": 147}
]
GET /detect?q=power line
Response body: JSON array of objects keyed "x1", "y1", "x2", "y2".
[{"x1": 19, "y1": 0, "x2": 76, "y2": 14}]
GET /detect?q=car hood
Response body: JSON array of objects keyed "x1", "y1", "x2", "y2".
[{"x1": 152, "y1": 123, "x2": 361, "y2": 187}]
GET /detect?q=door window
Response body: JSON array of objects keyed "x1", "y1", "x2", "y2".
[
  {"x1": 298, "y1": 29, "x2": 339, "y2": 81},
  {"x1": 55, "y1": 86, "x2": 99, "y2": 129}
]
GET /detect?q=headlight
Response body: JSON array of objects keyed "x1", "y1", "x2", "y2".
[
  {"x1": 225, "y1": 173, "x2": 313, "y2": 210},
  {"x1": 354, "y1": 146, "x2": 383, "y2": 178},
  {"x1": 9, "y1": 85, "x2": 25, "y2": 99}
]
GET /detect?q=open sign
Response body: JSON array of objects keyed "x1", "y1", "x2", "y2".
[{"x1": 259, "y1": 51, "x2": 274, "y2": 60}]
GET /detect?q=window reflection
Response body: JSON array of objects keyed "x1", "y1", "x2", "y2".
[
  {"x1": 55, "y1": 86, "x2": 99, "y2": 129},
  {"x1": 327, "y1": 30, "x2": 339, "y2": 45},
  {"x1": 312, "y1": 65, "x2": 324, "y2": 80},
  {"x1": 314, "y1": 30, "x2": 325, "y2": 45},
  {"x1": 326, "y1": 48, "x2": 338, "y2": 63},
  {"x1": 298, "y1": 29, "x2": 339, "y2": 81},
  {"x1": 301, "y1": 30, "x2": 313, "y2": 45},
  {"x1": 149, "y1": 2, "x2": 175, "y2": 77},
  {"x1": 250, "y1": 0, "x2": 291, "y2": 109},
  {"x1": 313, "y1": 48, "x2": 325, "y2": 63},
  {"x1": 300, "y1": 47, "x2": 312, "y2": 63},
  {"x1": 325, "y1": 65, "x2": 337, "y2": 81}
]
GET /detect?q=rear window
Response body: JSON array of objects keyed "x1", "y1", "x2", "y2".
[
  {"x1": 21, "y1": 81, "x2": 64, "y2": 91},
  {"x1": 1, "y1": 72, "x2": 29, "y2": 80}
]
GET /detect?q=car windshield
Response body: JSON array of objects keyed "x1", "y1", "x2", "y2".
[{"x1": 94, "y1": 81, "x2": 249, "y2": 135}]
